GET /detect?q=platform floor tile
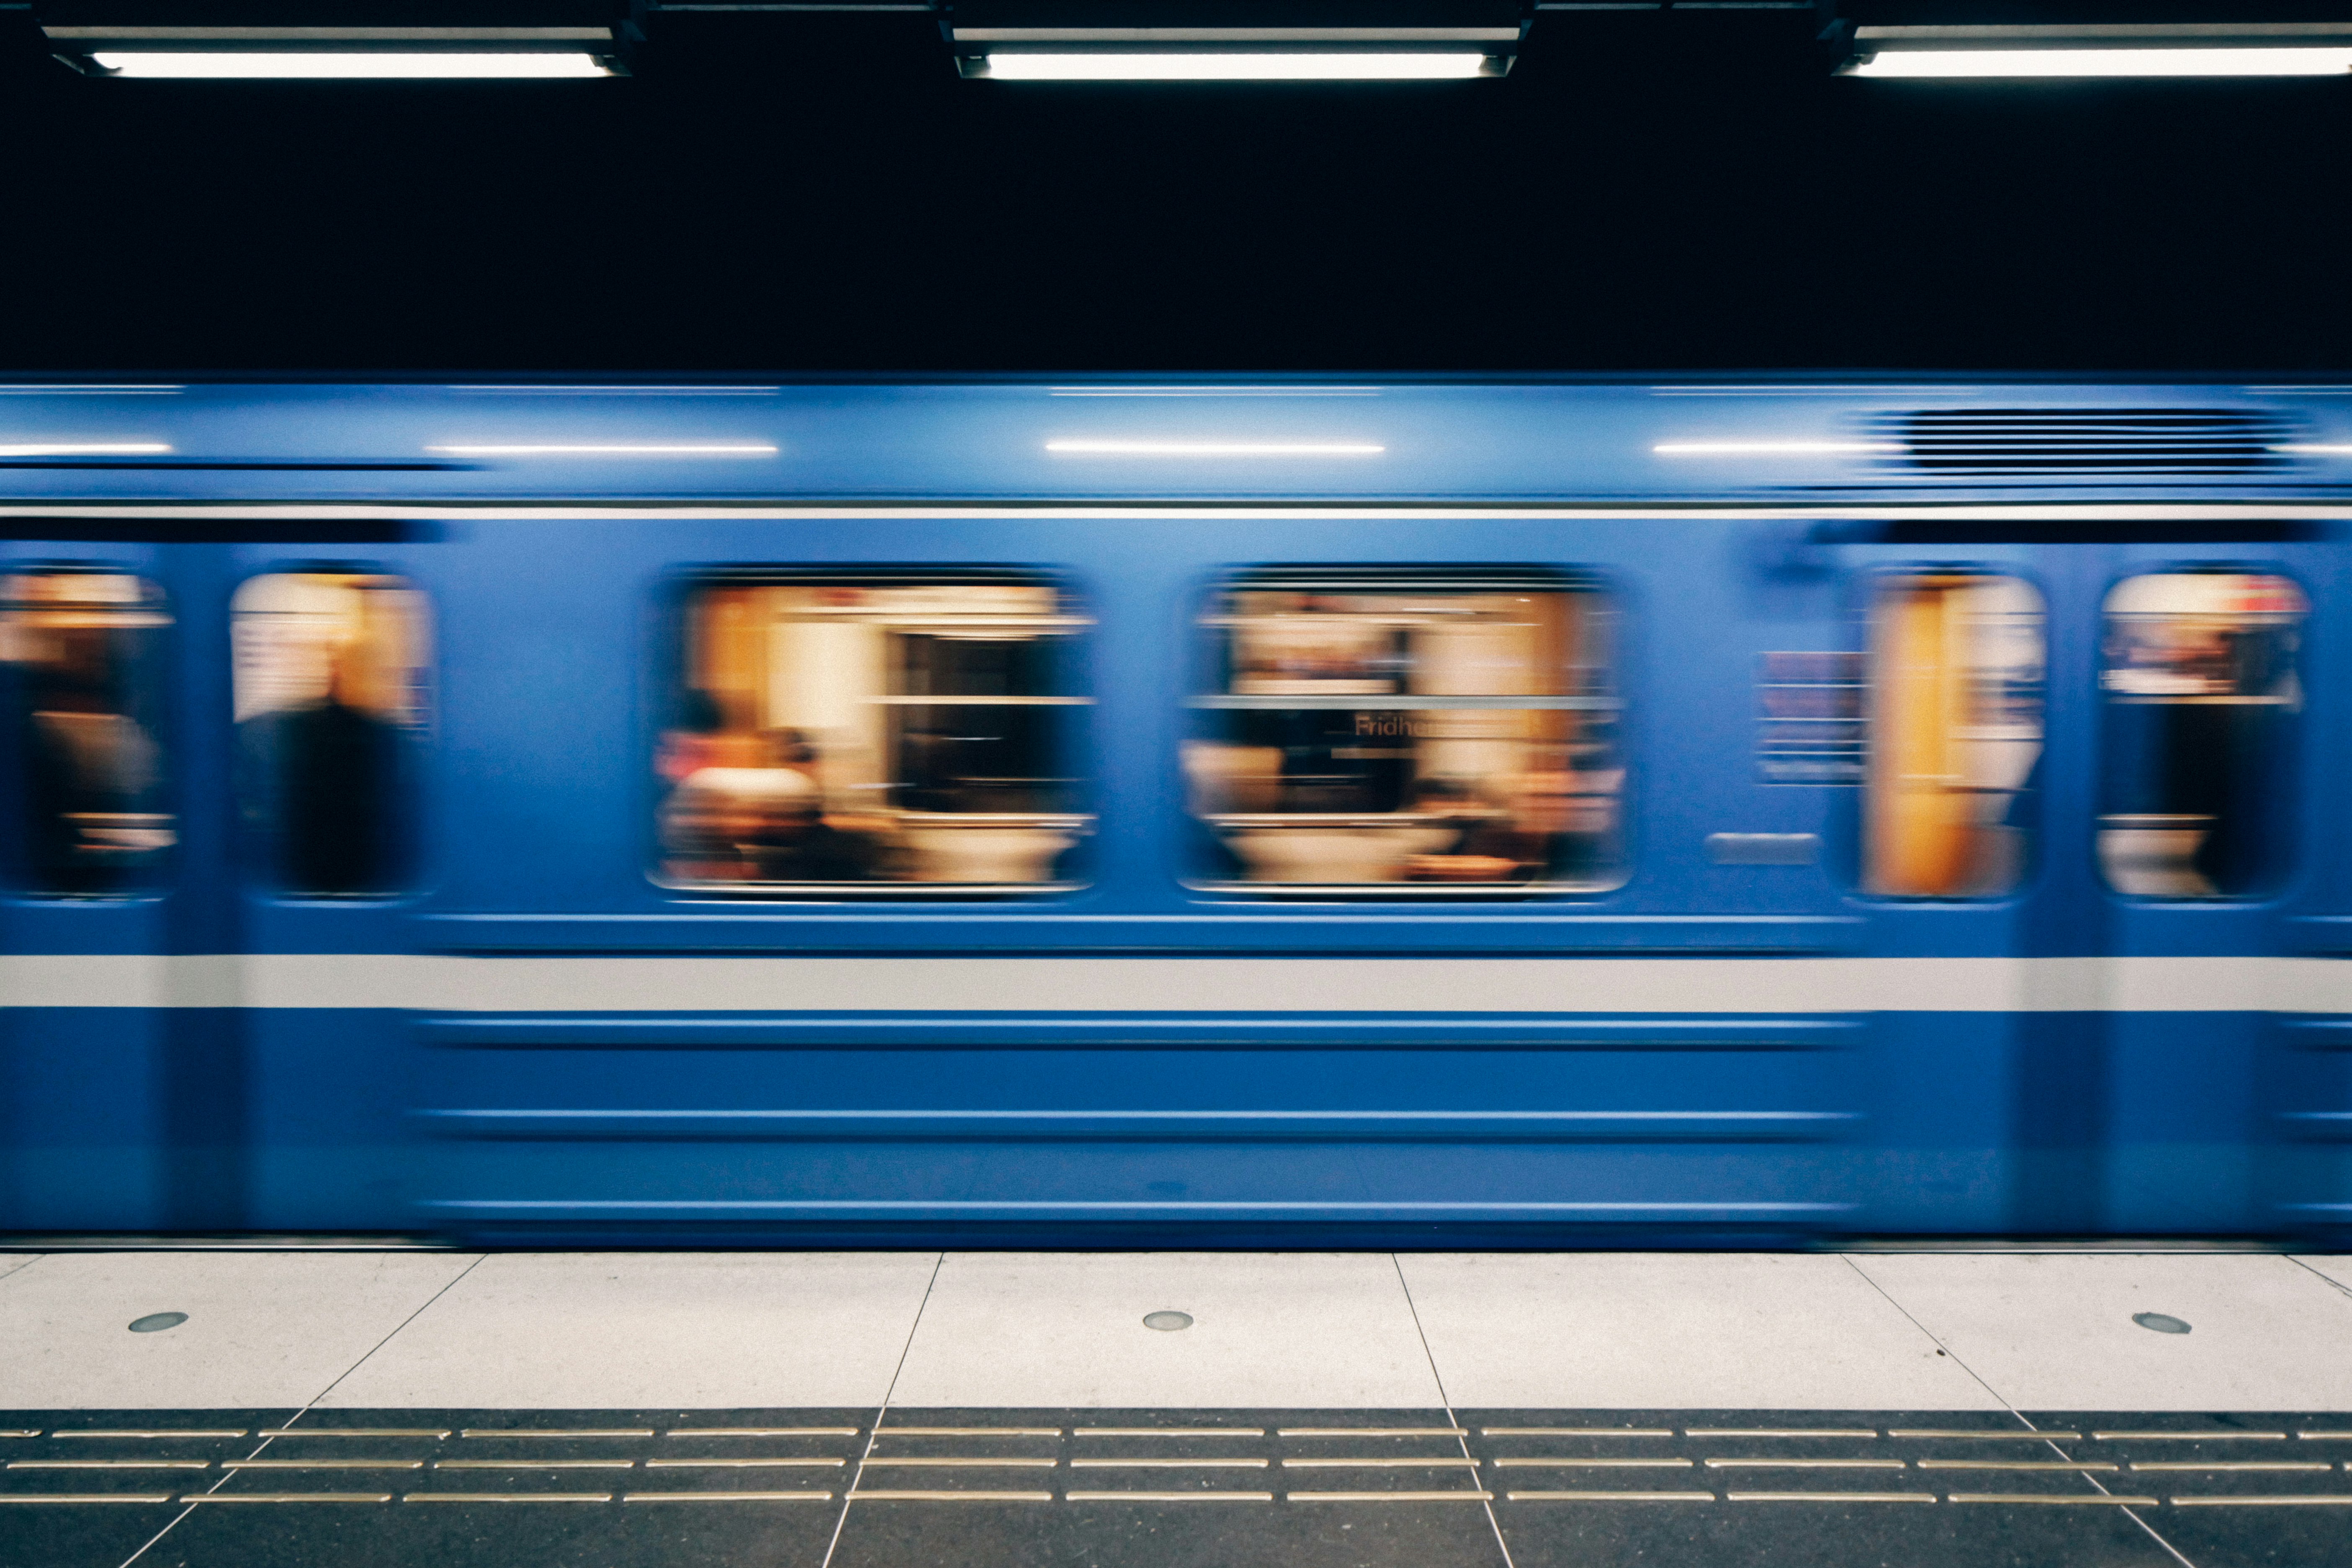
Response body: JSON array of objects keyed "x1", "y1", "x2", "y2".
[
  {"x1": 889, "y1": 1253, "x2": 1445, "y2": 1408},
  {"x1": 0, "y1": 1254, "x2": 481, "y2": 1410},
  {"x1": 316, "y1": 1252, "x2": 941, "y2": 1410},
  {"x1": 1399, "y1": 1252, "x2": 2002, "y2": 1410},
  {"x1": 1852, "y1": 1253, "x2": 2352, "y2": 1411}
]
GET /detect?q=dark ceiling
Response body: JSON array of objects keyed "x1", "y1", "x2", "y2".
[{"x1": 3, "y1": 9, "x2": 2349, "y2": 373}]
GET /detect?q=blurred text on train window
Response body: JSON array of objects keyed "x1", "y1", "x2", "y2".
[
  {"x1": 1, "y1": 570, "x2": 173, "y2": 896},
  {"x1": 1865, "y1": 573, "x2": 2045, "y2": 899},
  {"x1": 1186, "y1": 569, "x2": 1623, "y2": 895},
  {"x1": 661, "y1": 574, "x2": 1092, "y2": 893},
  {"x1": 233, "y1": 574, "x2": 428, "y2": 897},
  {"x1": 2099, "y1": 570, "x2": 2304, "y2": 899}
]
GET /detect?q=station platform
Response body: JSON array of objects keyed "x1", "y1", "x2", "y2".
[{"x1": 3, "y1": 1248, "x2": 2349, "y2": 1568}]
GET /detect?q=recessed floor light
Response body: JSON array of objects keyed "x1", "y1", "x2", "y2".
[
  {"x1": 1142, "y1": 1311, "x2": 1194, "y2": 1331},
  {"x1": 2133, "y1": 1312, "x2": 2191, "y2": 1335},
  {"x1": 128, "y1": 1312, "x2": 188, "y2": 1333}
]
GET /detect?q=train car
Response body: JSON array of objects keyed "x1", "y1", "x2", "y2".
[{"x1": 0, "y1": 376, "x2": 2346, "y2": 1246}]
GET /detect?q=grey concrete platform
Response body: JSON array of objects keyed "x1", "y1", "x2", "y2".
[{"x1": 2, "y1": 1248, "x2": 2347, "y2": 1568}]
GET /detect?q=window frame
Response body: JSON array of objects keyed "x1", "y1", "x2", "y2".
[
  {"x1": 1179, "y1": 563, "x2": 1630, "y2": 902},
  {"x1": 229, "y1": 564, "x2": 432, "y2": 904},
  {"x1": 0, "y1": 562, "x2": 176, "y2": 901},
  {"x1": 2093, "y1": 561, "x2": 2307, "y2": 905},
  {"x1": 1853, "y1": 564, "x2": 2050, "y2": 904},
  {"x1": 650, "y1": 565, "x2": 1098, "y2": 902}
]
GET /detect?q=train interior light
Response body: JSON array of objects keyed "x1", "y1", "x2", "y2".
[
  {"x1": 1045, "y1": 441, "x2": 1387, "y2": 456},
  {"x1": 0, "y1": 442, "x2": 172, "y2": 456},
  {"x1": 1654, "y1": 441, "x2": 1898, "y2": 456},
  {"x1": 422, "y1": 444, "x2": 781, "y2": 456}
]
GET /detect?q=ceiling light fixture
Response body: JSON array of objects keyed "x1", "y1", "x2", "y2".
[
  {"x1": 87, "y1": 52, "x2": 613, "y2": 78},
  {"x1": 949, "y1": 10, "x2": 1526, "y2": 80},
  {"x1": 48, "y1": 24, "x2": 624, "y2": 79},
  {"x1": 1841, "y1": 22, "x2": 2352, "y2": 79},
  {"x1": 982, "y1": 51, "x2": 1490, "y2": 80}
]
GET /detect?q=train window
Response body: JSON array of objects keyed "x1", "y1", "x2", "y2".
[
  {"x1": 0, "y1": 570, "x2": 174, "y2": 896},
  {"x1": 660, "y1": 574, "x2": 1092, "y2": 893},
  {"x1": 1185, "y1": 568, "x2": 1623, "y2": 894},
  {"x1": 232, "y1": 573, "x2": 428, "y2": 897},
  {"x1": 2098, "y1": 571, "x2": 2304, "y2": 899},
  {"x1": 1864, "y1": 573, "x2": 2044, "y2": 899}
]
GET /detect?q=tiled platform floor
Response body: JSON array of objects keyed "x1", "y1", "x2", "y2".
[{"x1": 2, "y1": 1249, "x2": 2349, "y2": 1567}]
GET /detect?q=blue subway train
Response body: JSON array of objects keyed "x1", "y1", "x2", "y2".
[{"x1": 1, "y1": 377, "x2": 2347, "y2": 1245}]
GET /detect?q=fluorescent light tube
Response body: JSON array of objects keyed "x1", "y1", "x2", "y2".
[
  {"x1": 984, "y1": 52, "x2": 1487, "y2": 80},
  {"x1": 0, "y1": 443, "x2": 172, "y2": 456},
  {"x1": 1046, "y1": 440, "x2": 1385, "y2": 456},
  {"x1": 1653, "y1": 441, "x2": 1896, "y2": 456},
  {"x1": 426, "y1": 444, "x2": 778, "y2": 456},
  {"x1": 1847, "y1": 47, "x2": 2352, "y2": 78},
  {"x1": 2278, "y1": 444, "x2": 2352, "y2": 454},
  {"x1": 89, "y1": 52, "x2": 611, "y2": 79}
]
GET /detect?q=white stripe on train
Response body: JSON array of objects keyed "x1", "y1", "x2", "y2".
[{"x1": 0, "y1": 954, "x2": 2339, "y2": 1012}]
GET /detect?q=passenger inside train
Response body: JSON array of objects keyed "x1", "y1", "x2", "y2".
[
  {"x1": 1, "y1": 570, "x2": 175, "y2": 895},
  {"x1": 2098, "y1": 571, "x2": 2303, "y2": 898},
  {"x1": 231, "y1": 573, "x2": 428, "y2": 897},
  {"x1": 656, "y1": 575, "x2": 1093, "y2": 890},
  {"x1": 1183, "y1": 570, "x2": 1625, "y2": 892}
]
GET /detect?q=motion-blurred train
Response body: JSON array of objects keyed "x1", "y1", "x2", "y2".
[{"x1": 2, "y1": 377, "x2": 2347, "y2": 1244}]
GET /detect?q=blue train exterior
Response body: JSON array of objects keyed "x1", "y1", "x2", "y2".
[{"x1": 1, "y1": 376, "x2": 2348, "y2": 1245}]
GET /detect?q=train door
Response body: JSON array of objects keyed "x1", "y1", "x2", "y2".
[
  {"x1": 230, "y1": 551, "x2": 432, "y2": 1230},
  {"x1": 2095, "y1": 556, "x2": 2311, "y2": 1234},
  {"x1": 2267, "y1": 542, "x2": 2352, "y2": 1240},
  {"x1": 0, "y1": 544, "x2": 202, "y2": 1229},
  {"x1": 1845, "y1": 550, "x2": 2098, "y2": 1233}
]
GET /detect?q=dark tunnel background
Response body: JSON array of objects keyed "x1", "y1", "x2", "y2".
[{"x1": 2, "y1": 10, "x2": 2348, "y2": 373}]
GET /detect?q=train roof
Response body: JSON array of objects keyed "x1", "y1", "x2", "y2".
[{"x1": 2, "y1": 376, "x2": 2350, "y2": 507}]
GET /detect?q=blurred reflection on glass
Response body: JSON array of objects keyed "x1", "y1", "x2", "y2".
[
  {"x1": 2099, "y1": 571, "x2": 2303, "y2": 898},
  {"x1": 661, "y1": 576, "x2": 1092, "y2": 892},
  {"x1": 233, "y1": 574, "x2": 427, "y2": 896},
  {"x1": 1186, "y1": 570, "x2": 1622, "y2": 892},
  {"x1": 1865, "y1": 574, "x2": 2045, "y2": 898},
  {"x1": 1, "y1": 571, "x2": 174, "y2": 895}
]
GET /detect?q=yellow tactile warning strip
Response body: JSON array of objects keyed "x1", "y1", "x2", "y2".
[
  {"x1": 459, "y1": 1429, "x2": 653, "y2": 1439},
  {"x1": 0, "y1": 1416, "x2": 2349, "y2": 1513},
  {"x1": 624, "y1": 1491, "x2": 834, "y2": 1502},
  {"x1": 223, "y1": 1460, "x2": 426, "y2": 1470},
  {"x1": 182, "y1": 1492, "x2": 393, "y2": 1504},
  {"x1": 1491, "y1": 1458, "x2": 1693, "y2": 1469},
  {"x1": 1289, "y1": 1491, "x2": 1498, "y2": 1502},
  {"x1": 1064, "y1": 1490, "x2": 1275, "y2": 1503},
  {"x1": 643, "y1": 1457, "x2": 847, "y2": 1468},
  {"x1": 1509, "y1": 1490, "x2": 1717, "y2": 1502},
  {"x1": 1727, "y1": 1491, "x2": 1937, "y2": 1503}
]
